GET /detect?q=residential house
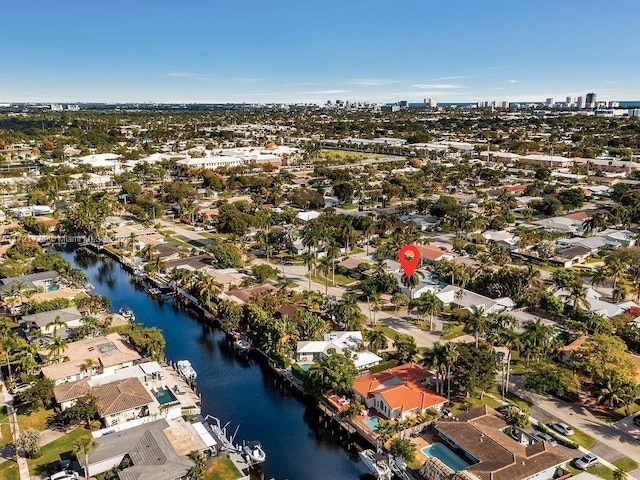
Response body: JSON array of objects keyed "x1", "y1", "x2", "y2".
[
  {"x1": 553, "y1": 288, "x2": 639, "y2": 318},
  {"x1": 554, "y1": 245, "x2": 592, "y2": 268},
  {"x1": 40, "y1": 333, "x2": 141, "y2": 385},
  {"x1": 482, "y1": 230, "x2": 520, "y2": 251},
  {"x1": 164, "y1": 255, "x2": 215, "y2": 273},
  {"x1": 425, "y1": 406, "x2": 569, "y2": 480},
  {"x1": 353, "y1": 363, "x2": 446, "y2": 421},
  {"x1": 418, "y1": 245, "x2": 456, "y2": 264},
  {"x1": 296, "y1": 331, "x2": 381, "y2": 370},
  {"x1": 92, "y1": 377, "x2": 155, "y2": 427},
  {"x1": 80, "y1": 419, "x2": 195, "y2": 479},
  {"x1": 560, "y1": 336, "x2": 640, "y2": 382},
  {"x1": 533, "y1": 212, "x2": 591, "y2": 235},
  {"x1": 20, "y1": 306, "x2": 83, "y2": 337},
  {"x1": 436, "y1": 285, "x2": 515, "y2": 315},
  {"x1": 0, "y1": 270, "x2": 59, "y2": 299},
  {"x1": 225, "y1": 284, "x2": 278, "y2": 304}
]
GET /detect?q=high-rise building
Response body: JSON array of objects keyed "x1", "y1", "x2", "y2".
[
  {"x1": 501, "y1": 101, "x2": 509, "y2": 109},
  {"x1": 426, "y1": 98, "x2": 437, "y2": 108},
  {"x1": 545, "y1": 98, "x2": 555, "y2": 107},
  {"x1": 566, "y1": 96, "x2": 574, "y2": 107},
  {"x1": 399, "y1": 100, "x2": 408, "y2": 108},
  {"x1": 577, "y1": 96, "x2": 586, "y2": 108},
  {"x1": 586, "y1": 92, "x2": 597, "y2": 109}
]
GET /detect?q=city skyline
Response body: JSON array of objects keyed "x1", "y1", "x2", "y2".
[{"x1": 2, "y1": 0, "x2": 639, "y2": 104}]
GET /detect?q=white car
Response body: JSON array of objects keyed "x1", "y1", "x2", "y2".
[
  {"x1": 50, "y1": 471, "x2": 79, "y2": 480},
  {"x1": 9, "y1": 383, "x2": 33, "y2": 395},
  {"x1": 534, "y1": 431, "x2": 558, "y2": 447},
  {"x1": 575, "y1": 453, "x2": 599, "y2": 470},
  {"x1": 549, "y1": 422, "x2": 574, "y2": 436}
]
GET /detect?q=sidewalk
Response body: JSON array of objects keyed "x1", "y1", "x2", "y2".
[{"x1": 0, "y1": 375, "x2": 31, "y2": 480}]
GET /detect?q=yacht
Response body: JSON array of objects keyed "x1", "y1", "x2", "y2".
[
  {"x1": 233, "y1": 338, "x2": 252, "y2": 353},
  {"x1": 177, "y1": 360, "x2": 197, "y2": 381},
  {"x1": 358, "y1": 449, "x2": 392, "y2": 480},
  {"x1": 242, "y1": 441, "x2": 266, "y2": 464},
  {"x1": 119, "y1": 305, "x2": 135, "y2": 321}
]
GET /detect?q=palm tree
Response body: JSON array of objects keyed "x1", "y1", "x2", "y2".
[
  {"x1": 419, "y1": 293, "x2": 443, "y2": 331},
  {"x1": 590, "y1": 265, "x2": 609, "y2": 290},
  {"x1": 465, "y1": 305, "x2": 488, "y2": 348},
  {"x1": 195, "y1": 273, "x2": 222, "y2": 308},
  {"x1": 443, "y1": 342, "x2": 459, "y2": 401},
  {"x1": 336, "y1": 293, "x2": 361, "y2": 329},
  {"x1": 187, "y1": 450, "x2": 207, "y2": 480},
  {"x1": 47, "y1": 336, "x2": 68, "y2": 363},
  {"x1": 369, "y1": 292, "x2": 383, "y2": 326},
  {"x1": 605, "y1": 257, "x2": 627, "y2": 291},
  {"x1": 46, "y1": 315, "x2": 66, "y2": 337},
  {"x1": 498, "y1": 328, "x2": 522, "y2": 396},
  {"x1": 326, "y1": 241, "x2": 340, "y2": 286},
  {"x1": 74, "y1": 436, "x2": 98, "y2": 480},
  {"x1": 0, "y1": 318, "x2": 19, "y2": 380},
  {"x1": 364, "y1": 329, "x2": 388, "y2": 353},
  {"x1": 401, "y1": 272, "x2": 420, "y2": 299},
  {"x1": 422, "y1": 343, "x2": 447, "y2": 395},
  {"x1": 145, "y1": 255, "x2": 166, "y2": 275},
  {"x1": 318, "y1": 256, "x2": 333, "y2": 295},
  {"x1": 567, "y1": 283, "x2": 590, "y2": 311}
]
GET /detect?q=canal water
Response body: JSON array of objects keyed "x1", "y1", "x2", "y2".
[{"x1": 59, "y1": 247, "x2": 369, "y2": 480}]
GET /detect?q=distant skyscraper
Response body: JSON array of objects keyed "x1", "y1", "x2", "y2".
[
  {"x1": 501, "y1": 101, "x2": 509, "y2": 109},
  {"x1": 426, "y1": 98, "x2": 437, "y2": 108},
  {"x1": 586, "y1": 92, "x2": 597, "y2": 109},
  {"x1": 577, "y1": 96, "x2": 586, "y2": 108},
  {"x1": 545, "y1": 97, "x2": 555, "y2": 107},
  {"x1": 399, "y1": 100, "x2": 408, "y2": 108},
  {"x1": 566, "y1": 96, "x2": 573, "y2": 107}
]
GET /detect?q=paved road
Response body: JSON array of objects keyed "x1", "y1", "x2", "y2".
[{"x1": 508, "y1": 376, "x2": 640, "y2": 479}]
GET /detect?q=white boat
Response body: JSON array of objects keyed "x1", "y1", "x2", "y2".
[
  {"x1": 177, "y1": 360, "x2": 197, "y2": 381},
  {"x1": 119, "y1": 305, "x2": 135, "y2": 321},
  {"x1": 358, "y1": 449, "x2": 392, "y2": 480},
  {"x1": 390, "y1": 456, "x2": 410, "y2": 480},
  {"x1": 242, "y1": 441, "x2": 266, "y2": 464},
  {"x1": 233, "y1": 339, "x2": 251, "y2": 353}
]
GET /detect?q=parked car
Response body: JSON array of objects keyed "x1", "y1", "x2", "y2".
[
  {"x1": 575, "y1": 453, "x2": 599, "y2": 470},
  {"x1": 47, "y1": 460, "x2": 71, "y2": 476},
  {"x1": 50, "y1": 470, "x2": 78, "y2": 480},
  {"x1": 496, "y1": 404, "x2": 520, "y2": 415},
  {"x1": 534, "y1": 431, "x2": 558, "y2": 447},
  {"x1": 9, "y1": 383, "x2": 33, "y2": 395},
  {"x1": 549, "y1": 422, "x2": 574, "y2": 436},
  {"x1": 633, "y1": 415, "x2": 640, "y2": 427}
]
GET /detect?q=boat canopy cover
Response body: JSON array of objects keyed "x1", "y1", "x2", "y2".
[{"x1": 193, "y1": 422, "x2": 218, "y2": 447}]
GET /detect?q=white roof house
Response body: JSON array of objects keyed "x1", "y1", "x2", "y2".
[
  {"x1": 296, "y1": 211, "x2": 321, "y2": 222},
  {"x1": 436, "y1": 285, "x2": 515, "y2": 315},
  {"x1": 296, "y1": 331, "x2": 381, "y2": 370},
  {"x1": 75, "y1": 153, "x2": 122, "y2": 169},
  {"x1": 553, "y1": 288, "x2": 639, "y2": 318}
]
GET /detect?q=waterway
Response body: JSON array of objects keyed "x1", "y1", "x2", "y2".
[{"x1": 58, "y1": 246, "x2": 369, "y2": 480}]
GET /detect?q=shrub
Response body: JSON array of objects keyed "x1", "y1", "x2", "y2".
[{"x1": 536, "y1": 422, "x2": 579, "y2": 448}]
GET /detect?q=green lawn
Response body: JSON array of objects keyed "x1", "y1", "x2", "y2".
[
  {"x1": 28, "y1": 427, "x2": 91, "y2": 475},
  {"x1": 17, "y1": 407, "x2": 54, "y2": 432},
  {"x1": 441, "y1": 323, "x2": 466, "y2": 340},
  {"x1": 613, "y1": 457, "x2": 638, "y2": 472},
  {"x1": 0, "y1": 406, "x2": 13, "y2": 446},
  {"x1": 545, "y1": 420, "x2": 595, "y2": 449},
  {"x1": 174, "y1": 235, "x2": 205, "y2": 247},
  {"x1": 204, "y1": 457, "x2": 242, "y2": 480},
  {"x1": 308, "y1": 272, "x2": 355, "y2": 287},
  {"x1": 0, "y1": 459, "x2": 20, "y2": 480},
  {"x1": 448, "y1": 395, "x2": 502, "y2": 415}
]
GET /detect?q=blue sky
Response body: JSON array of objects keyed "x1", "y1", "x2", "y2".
[{"x1": 2, "y1": 0, "x2": 639, "y2": 103}]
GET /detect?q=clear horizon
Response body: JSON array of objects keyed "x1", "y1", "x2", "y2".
[{"x1": 2, "y1": 0, "x2": 639, "y2": 104}]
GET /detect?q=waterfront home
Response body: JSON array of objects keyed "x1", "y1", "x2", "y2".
[
  {"x1": 20, "y1": 306, "x2": 83, "y2": 337},
  {"x1": 39, "y1": 333, "x2": 141, "y2": 385},
  {"x1": 353, "y1": 363, "x2": 446, "y2": 421},
  {"x1": 226, "y1": 283, "x2": 278, "y2": 304},
  {"x1": 296, "y1": 331, "x2": 382, "y2": 370},
  {"x1": 436, "y1": 285, "x2": 515, "y2": 315},
  {"x1": 164, "y1": 254, "x2": 215, "y2": 273},
  {"x1": 553, "y1": 288, "x2": 639, "y2": 318},
  {"x1": 92, "y1": 377, "x2": 155, "y2": 427},
  {"x1": 425, "y1": 406, "x2": 570, "y2": 480},
  {"x1": 0, "y1": 270, "x2": 59, "y2": 299},
  {"x1": 80, "y1": 419, "x2": 195, "y2": 480}
]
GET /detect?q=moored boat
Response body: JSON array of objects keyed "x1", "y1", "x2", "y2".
[
  {"x1": 358, "y1": 449, "x2": 392, "y2": 480},
  {"x1": 242, "y1": 440, "x2": 266, "y2": 464},
  {"x1": 233, "y1": 338, "x2": 252, "y2": 353},
  {"x1": 177, "y1": 359, "x2": 197, "y2": 381},
  {"x1": 119, "y1": 305, "x2": 135, "y2": 321}
]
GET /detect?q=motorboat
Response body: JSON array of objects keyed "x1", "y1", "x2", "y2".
[
  {"x1": 233, "y1": 338, "x2": 251, "y2": 353},
  {"x1": 177, "y1": 360, "x2": 197, "y2": 381},
  {"x1": 358, "y1": 449, "x2": 392, "y2": 480},
  {"x1": 390, "y1": 456, "x2": 410, "y2": 480},
  {"x1": 119, "y1": 305, "x2": 135, "y2": 321},
  {"x1": 242, "y1": 441, "x2": 266, "y2": 464}
]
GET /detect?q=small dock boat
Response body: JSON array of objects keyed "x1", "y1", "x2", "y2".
[
  {"x1": 358, "y1": 449, "x2": 392, "y2": 480},
  {"x1": 119, "y1": 305, "x2": 135, "y2": 321},
  {"x1": 242, "y1": 441, "x2": 266, "y2": 464},
  {"x1": 177, "y1": 360, "x2": 197, "y2": 381},
  {"x1": 233, "y1": 338, "x2": 252, "y2": 353}
]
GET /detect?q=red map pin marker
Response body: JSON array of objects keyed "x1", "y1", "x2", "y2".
[{"x1": 398, "y1": 245, "x2": 420, "y2": 277}]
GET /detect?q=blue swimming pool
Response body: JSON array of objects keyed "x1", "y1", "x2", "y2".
[
  {"x1": 364, "y1": 416, "x2": 381, "y2": 431},
  {"x1": 421, "y1": 444, "x2": 470, "y2": 472},
  {"x1": 153, "y1": 387, "x2": 179, "y2": 405}
]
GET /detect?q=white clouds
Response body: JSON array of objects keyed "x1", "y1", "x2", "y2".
[
  {"x1": 411, "y1": 84, "x2": 464, "y2": 89},
  {"x1": 166, "y1": 72, "x2": 210, "y2": 80},
  {"x1": 508, "y1": 79, "x2": 517, "y2": 83},
  {"x1": 428, "y1": 75, "x2": 471, "y2": 81},
  {"x1": 303, "y1": 89, "x2": 349, "y2": 94},
  {"x1": 346, "y1": 78, "x2": 399, "y2": 86}
]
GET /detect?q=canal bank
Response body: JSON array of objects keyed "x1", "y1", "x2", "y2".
[{"x1": 59, "y1": 246, "x2": 371, "y2": 480}]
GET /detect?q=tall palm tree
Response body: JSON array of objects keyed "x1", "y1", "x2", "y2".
[
  {"x1": 318, "y1": 256, "x2": 333, "y2": 295},
  {"x1": 590, "y1": 265, "x2": 609, "y2": 290},
  {"x1": 422, "y1": 343, "x2": 447, "y2": 395},
  {"x1": 401, "y1": 272, "x2": 420, "y2": 299},
  {"x1": 364, "y1": 329, "x2": 388, "y2": 353},
  {"x1": 443, "y1": 342, "x2": 459, "y2": 401},
  {"x1": 301, "y1": 252, "x2": 315, "y2": 291},
  {"x1": 465, "y1": 305, "x2": 488, "y2": 348},
  {"x1": 0, "y1": 318, "x2": 19, "y2": 380},
  {"x1": 336, "y1": 293, "x2": 361, "y2": 329},
  {"x1": 73, "y1": 436, "x2": 98, "y2": 480},
  {"x1": 46, "y1": 315, "x2": 66, "y2": 337},
  {"x1": 567, "y1": 283, "x2": 590, "y2": 311},
  {"x1": 498, "y1": 328, "x2": 522, "y2": 396},
  {"x1": 419, "y1": 292, "x2": 444, "y2": 331},
  {"x1": 605, "y1": 257, "x2": 627, "y2": 291},
  {"x1": 369, "y1": 292, "x2": 383, "y2": 325},
  {"x1": 47, "y1": 336, "x2": 68, "y2": 363}
]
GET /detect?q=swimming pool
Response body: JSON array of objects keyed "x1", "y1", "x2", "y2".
[
  {"x1": 421, "y1": 444, "x2": 470, "y2": 472},
  {"x1": 153, "y1": 387, "x2": 179, "y2": 405},
  {"x1": 364, "y1": 416, "x2": 381, "y2": 431},
  {"x1": 46, "y1": 285, "x2": 59, "y2": 292}
]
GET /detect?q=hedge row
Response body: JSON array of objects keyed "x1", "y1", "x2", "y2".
[{"x1": 536, "y1": 422, "x2": 579, "y2": 449}]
